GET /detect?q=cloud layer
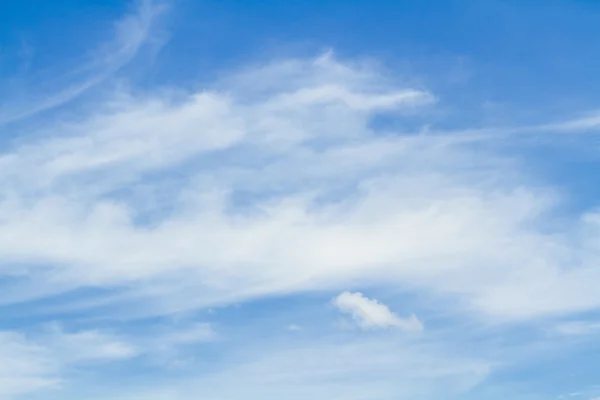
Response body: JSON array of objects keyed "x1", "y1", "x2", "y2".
[
  {"x1": 3, "y1": 2, "x2": 600, "y2": 398},
  {"x1": 2, "y1": 48, "x2": 600, "y2": 325}
]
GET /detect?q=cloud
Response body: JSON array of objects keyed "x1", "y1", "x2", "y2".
[
  {"x1": 0, "y1": 52, "x2": 440, "y2": 312},
  {"x1": 8, "y1": 2, "x2": 600, "y2": 398},
  {"x1": 0, "y1": 320, "x2": 217, "y2": 398},
  {"x1": 0, "y1": 332, "x2": 59, "y2": 398},
  {"x1": 333, "y1": 291, "x2": 423, "y2": 331},
  {"x1": 3, "y1": 49, "x2": 600, "y2": 328},
  {"x1": 0, "y1": 326, "x2": 136, "y2": 398},
  {"x1": 0, "y1": 0, "x2": 165, "y2": 125},
  {"x1": 41, "y1": 324, "x2": 138, "y2": 363}
]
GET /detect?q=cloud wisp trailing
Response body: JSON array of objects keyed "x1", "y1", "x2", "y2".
[{"x1": 0, "y1": 0, "x2": 165, "y2": 126}]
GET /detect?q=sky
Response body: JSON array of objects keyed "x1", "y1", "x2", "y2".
[{"x1": 2, "y1": 0, "x2": 600, "y2": 399}]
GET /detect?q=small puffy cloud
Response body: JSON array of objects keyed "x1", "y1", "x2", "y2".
[{"x1": 332, "y1": 292, "x2": 423, "y2": 332}]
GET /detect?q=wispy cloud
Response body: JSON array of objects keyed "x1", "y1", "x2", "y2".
[
  {"x1": 1, "y1": 51, "x2": 600, "y2": 325},
  {"x1": 0, "y1": 326, "x2": 135, "y2": 398},
  {"x1": 0, "y1": 331, "x2": 59, "y2": 398},
  {"x1": 0, "y1": 319, "x2": 217, "y2": 397},
  {"x1": 0, "y1": 0, "x2": 166, "y2": 126}
]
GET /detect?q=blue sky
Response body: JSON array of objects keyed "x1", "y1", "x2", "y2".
[{"x1": 2, "y1": 0, "x2": 600, "y2": 399}]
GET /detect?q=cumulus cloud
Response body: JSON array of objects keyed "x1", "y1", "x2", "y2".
[{"x1": 333, "y1": 291, "x2": 423, "y2": 331}]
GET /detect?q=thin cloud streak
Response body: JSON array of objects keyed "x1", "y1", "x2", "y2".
[{"x1": 0, "y1": 0, "x2": 166, "y2": 126}]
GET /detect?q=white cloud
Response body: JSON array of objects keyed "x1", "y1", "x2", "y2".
[
  {"x1": 0, "y1": 326, "x2": 136, "y2": 398},
  {"x1": 2, "y1": 48, "x2": 600, "y2": 327},
  {"x1": 0, "y1": 332, "x2": 59, "y2": 398},
  {"x1": 333, "y1": 291, "x2": 423, "y2": 332},
  {"x1": 8, "y1": 3, "x2": 600, "y2": 399},
  {"x1": 0, "y1": 320, "x2": 217, "y2": 398}
]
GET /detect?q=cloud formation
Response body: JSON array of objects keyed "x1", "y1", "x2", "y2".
[
  {"x1": 0, "y1": 327, "x2": 135, "y2": 398},
  {"x1": 333, "y1": 291, "x2": 423, "y2": 331},
  {"x1": 0, "y1": 320, "x2": 217, "y2": 398},
  {"x1": 4, "y1": 4, "x2": 600, "y2": 397},
  {"x1": 2, "y1": 49, "x2": 600, "y2": 325}
]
